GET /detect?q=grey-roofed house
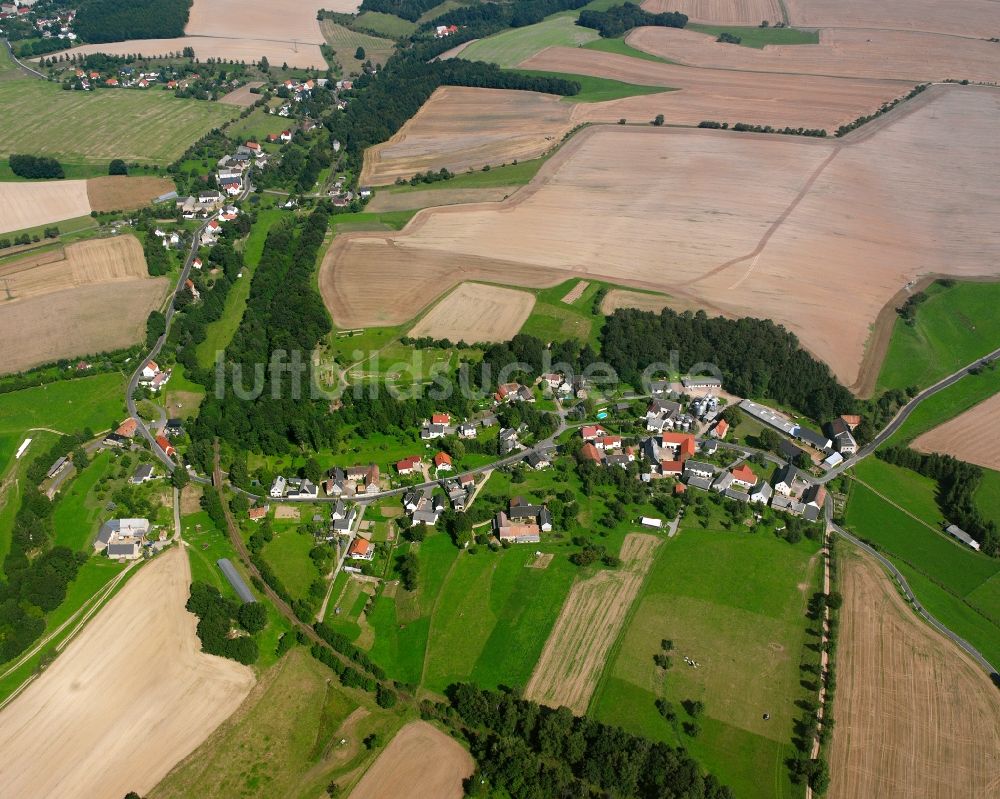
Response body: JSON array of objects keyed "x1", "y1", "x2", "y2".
[
  {"x1": 681, "y1": 376, "x2": 722, "y2": 389},
  {"x1": 749, "y1": 480, "x2": 773, "y2": 505},
  {"x1": 686, "y1": 475, "x2": 714, "y2": 491},
  {"x1": 130, "y1": 463, "x2": 155, "y2": 484},
  {"x1": 107, "y1": 542, "x2": 140, "y2": 560},
  {"x1": 723, "y1": 487, "x2": 750, "y2": 503},
  {"x1": 218, "y1": 558, "x2": 255, "y2": 603},
  {"x1": 740, "y1": 399, "x2": 797, "y2": 436},
  {"x1": 413, "y1": 509, "x2": 440, "y2": 526},
  {"x1": 684, "y1": 460, "x2": 715, "y2": 479},
  {"x1": 712, "y1": 471, "x2": 735, "y2": 492},
  {"x1": 795, "y1": 426, "x2": 832, "y2": 452},
  {"x1": 525, "y1": 450, "x2": 550, "y2": 470},
  {"x1": 771, "y1": 494, "x2": 806, "y2": 516},
  {"x1": 95, "y1": 520, "x2": 117, "y2": 551}
]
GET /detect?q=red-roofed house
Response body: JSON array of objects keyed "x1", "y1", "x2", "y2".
[
  {"x1": 431, "y1": 412, "x2": 450, "y2": 425},
  {"x1": 248, "y1": 505, "x2": 269, "y2": 522},
  {"x1": 711, "y1": 419, "x2": 729, "y2": 439},
  {"x1": 116, "y1": 418, "x2": 138, "y2": 437},
  {"x1": 581, "y1": 424, "x2": 608, "y2": 442},
  {"x1": 580, "y1": 442, "x2": 603, "y2": 463},
  {"x1": 840, "y1": 414, "x2": 861, "y2": 430},
  {"x1": 348, "y1": 537, "x2": 374, "y2": 560},
  {"x1": 155, "y1": 435, "x2": 175, "y2": 458},
  {"x1": 731, "y1": 463, "x2": 757, "y2": 488},
  {"x1": 661, "y1": 432, "x2": 697, "y2": 461},
  {"x1": 192, "y1": 256, "x2": 203, "y2": 269},
  {"x1": 596, "y1": 435, "x2": 622, "y2": 450},
  {"x1": 434, "y1": 451, "x2": 453, "y2": 471},
  {"x1": 245, "y1": 141, "x2": 261, "y2": 152},
  {"x1": 395, "y1": 455, "x2": 421, "y2": 475},
  {"x1": 660, "y1": 460, "x2": 683, "y2": 476},
  {"x1": 279, "y1": 130, "x2": 292, "y2": 143}
]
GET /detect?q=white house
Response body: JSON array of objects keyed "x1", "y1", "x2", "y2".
[{"x1": 269, "y1": 476, "x2": 287, "y2": 498}]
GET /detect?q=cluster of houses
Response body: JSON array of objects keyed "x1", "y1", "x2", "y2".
[
  {"x1": 268, "y1": 475, "x2": 320, "y2": 499},
  {"x1": 740, "y1": 400, "x2": 861, "y2": 469},
  {"x1": 434, "y1": 23, "x2": 460, "y2": 37},
  {"x1": 139, "y1": 360, "x2": 171, "y2": 393},
  {"x1": 10, "y1": 3, "x2": 76, "y2": 40},
  {"x1": 212, "y1": 142, "x2": 264, "y2": 199},
  {"x1": 95, "y1": 517, "x2": 151, "y2": 561},
  {"x1": 176, "y1": 189, "x2": 224, "y2": 219}
]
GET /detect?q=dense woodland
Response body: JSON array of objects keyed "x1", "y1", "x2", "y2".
[
  {"x1": 358, "y1": 0, "x2": 444, "y2": 22},
  {"x1": 878, "y1": 447, "x2": 999, "y2": 556},
  {"x1": 577, "y1": 3, "x2": 688, "y2": 37},
  {"x1": 186, "y1": 581, "x2": 262, "y2": 665},
  {"x1": 8, "y1": 154, "x2": 64, "y2": 180},
  {"x1": 600, "y1": 308, "x2": 855, "y2": 421},
  {"x1": 73, "y1": 0, "x2": 192, "y2": 43},
  {"x1": 436, "y1": 684, "x2": 735, "y2": 799}
]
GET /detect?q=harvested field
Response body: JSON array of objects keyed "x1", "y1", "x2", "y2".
[
  {"x1": 187, "y1": 0, "x2": 336, "y2": 44},
  {"x1": 784, "y1": 0, "x2": 1000, "y2": 38},
  {"x1": 911, "y1": 392, "x2": 1000, "y2": 470},
  {"x1": 641, "y1": 0, "x2": 782, "y2": 25},
  {"x1": 329, "y1": 85, "x2": 1000, "y2": 386},
  {"x1": 0, "y1": 236, "x2": 167, "y2": 373},
  {"x1": 520, "y1": 47, "x2": 910, "y2": 131},
  {"x1": 600, "y1": 288, "x2": 674, "y2": 315},
  {"x1": 68, "y1": 37, "x2": 327, "y2": 70},
  {"x1": 348, "y1": 720, "x2": 473, "y2": 799},
  {"x1": 217, "y1": 81, "x2": 265, "y2": 107},
  {"x1": 524, "y1": 533, "x2": 660, "y2": 714},
  {"x1": 365, "y1": 185, "x2": 519, "y2": 212},
  {"x1": 0, "y1": 179, "x2": 90, "y2": 236},
  {"x1": 409, "y1": 282, "x2": 536, "y2": 343},
  {"x1": 86, "y1": 175, "x2": 176, "y2": 211},
  {"x1": 360, "y1": 87, "x2": 574, "y2": 186},
  {"x1": 561, "y1": 280, "x2": 589, "y2": 304},
  {"x1": 0, "y1": 546, "x2": 255, "y2": 799},
  {"x1": 628, "y1": 26, "x2": 1000, "y2": 83},
  {"x1": 828, "y1": 548, "x2": 1000, "y2": 799}
]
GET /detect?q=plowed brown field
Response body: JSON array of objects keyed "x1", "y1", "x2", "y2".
[
  {"x1": 911, "y1": 392, "x2": 1000, "y2": 470},
  {"x1": 348, "y1": 721, "x2": 473, "y2": 799},
  {"x1": 524, "y1": 534, "x2": 660, "y2": 714},
  {"x1": 828, "y1": 548, "x2": 1000, "y2": 799},
  {"x1": 327, "y1": 85, "x2": 1000, "y2": 387},
  {"x1": 0, "y1": 235, "x2": 168, "y2": 373},
  {"x1": 642, "y1": 0, "x2": 782, "y2": 25},
  {"x1": 628, "y1": 26, "x2": 1000, "y2": 83},
  {"x1": 785, "y1": 0, "x2": 1000, "y2": 38},
  {"x1": 360, "y1": 87, "x2": 575, "y2": 185},
  {"x1": 408, "y1": 282, "x2": 536, "y2": 342},
  {"x1": 0, "y1": 547, "x2": 255, "y2": 799},
  {"x1": 86, "y1": 175, "x2": 176, "y2": 211}
]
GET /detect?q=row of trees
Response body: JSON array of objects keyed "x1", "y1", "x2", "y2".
[
  {"x1": 74, "y1": 0, "x2": 192, "y2": 43},
  {"x1": 577, "y1": 3, "x2": 688, "y2": 38},
  {"x1": 9, "y1": 154, "x2": 64, "y2": 179},
  {"x1": 878, "y1": 447, "x2": 999, "y2": 555}
]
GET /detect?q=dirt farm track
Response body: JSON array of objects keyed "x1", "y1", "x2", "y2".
[
  {"x1": 324, "y1": 84, "x2": 1000, "y2": 388},
  {"x1": 0, "y1": 547, "x2": 255, "y2": 799},
  {"x1": 828, "y1": 549, "x2": 1000, "y2": 798}
]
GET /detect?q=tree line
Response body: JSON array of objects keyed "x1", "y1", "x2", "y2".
[
  {"x1": 577, "y1": 3, "x2": 688, "y2": 38},
  {"x1": 878, "y1": 446, "x2": 998, "y2": 556},
  {"x1": 74, "y1": 0, "x2": 192, "y2": 43},
  {"x1": 435, "y1": 683, "x2": 735, "y2": 798},
  {"x1": 359, "y1": 0, "x2": 444, "y2": 22},
  {"x1": 9, "y1": 154, "x2": 65, "y2": 179}
]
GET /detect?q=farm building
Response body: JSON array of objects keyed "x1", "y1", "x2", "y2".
[
  {"x1": 217, "y1": 558, "x2": 255, "y2": 602},
  {"x1": 945, "y1": 524, "x2": 981, "y2": 551}
]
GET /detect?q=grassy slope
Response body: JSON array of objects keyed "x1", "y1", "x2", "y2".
[
  {"x1": 460, "y1": 15, "x2": 598, "y2": 68},
  {"x1": 975, "y1": 468, "x2": 1000, "y2": 528},
  {"x1": 591, "y1": 527, "x2": 821, "y2": 799},
  {"x1": 686, "y1": 25, "x2": 819, "y2": 47},
  {"x1": 514, "y1": 69, "x2": 674, "y2": 102},
  {"x1": 583, "y1": 35, "x2": 673, "y2": 62},
  {"x1": 876, "y1": 281, "x2": 1000, "y2": 393},
  {"x1": 0, "y1": 373, "x2": 126, "y2": 442},
  {"x1": 0, "y1": 80, "x2": 236, "y2": 165},
  {"x1": 321, "y1": 20, "x2": 395, "y2": 73},
  {"x1": 51, "y1": 449, "x2": 114, "y2": 549},
  {"x1": 386, "y1": 156, "x2": 547, "y2": 192},
  {"x1": 261, "y1": 527, "x2": 322, "y2": 601},
  {"x1": 519, "y1": 278, "x2": 607, "y2": 350},
  {"x1": 149, "y1": 648, "x2": 407, "y2": 799},
  {"x1": 354, "y1": 10, "x2": 416, "y2": 38}
]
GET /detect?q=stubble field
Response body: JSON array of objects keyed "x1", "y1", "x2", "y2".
[
  {"x1": 330, "y1": 85, "x2": 1000, "y2": 387},
  {"x1": 911, "y1": 392, "x2": 1000, "y2": 470},
  {"x1": 0, "y1": 546, "x2": 255, "y2": 799},
  {"x1": 641, "y1": 0, "x2": 783, "y2": 25},
  {"x1": 348, "y1": 721, "x2": 473, "y2": 799},
  {"x1": 524, "y1": 533, "x2": 660, "y2": 714},
  {"x1": 0, "y1": 236, "x2": 168, "y2": 373},
  {"x1": 828, "y1": 548, "x2": 1000, "y2": 799},
  {"x1": 408, "y1": 282, "x2": 536, "y2": 343},
  {"x1": 628, "y1": 26, "x2": 1000, "y2": 83},
  {"x1": 69, "y1": 37, "x2": 328, "y2": 70},
  {"x1": 784, "y1": 0, "x2": 1000, "y2": 37},
  {"x1": 0, "y1": 79, "x2": 237, "y2": 164}
]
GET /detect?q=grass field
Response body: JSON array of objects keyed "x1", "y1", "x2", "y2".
[
  {"x1": 321, "y1": 20, "x2": 395, "y2": 72},
  {"x1": 514, "y1": 69, "x2": 675, "y2": 102},
  {"x1": 224, "y1": 108, "x2": 290, "y2": 142},
  {"x1": 197, "y1": 210, "x2": 285, "y2": 368},
  {"x1": 975, "y1": 468, "x2": 1000, "y2": 528},
  {"x1": 887, "y1": 365, "x2": 1000, "y2": 444},
  {"x1": 150, "y1": 648, "x2": 407, "y2": 799},
  {"x1": 460, "y1": 14, "x2": 598, "y2": 67},
  {"x1": 519, "y1": 278, "x2": 607, "y2": 348},
  {"x1": 844, "y1": 478, "x2": 1000, "y2": 663},
  {"x1": 591, "y1": 527, "x2": 822, "y2": 799},
  {"x1": 852, "y1": 457, "x2": 944, "y2": 527},
  {"x1": 421, "y1": 543, "x2": 578, "y2": 693},
  {"x1": 51, "y1": 450, "x2": 114, "y2": 550},
  {"x1": 354, "y1": 11, "x2": 416, "y2": 38},
  {"x1": 0, "y1": 80, "x2": 237, "y2": 164},
  {"x1": 387, "y1": 156, "x2": 547, "y2": 192},
  {"x1": 583, "y1": 35, "x2": 674, "y2": 62},
  {"x1": 876, "y1": 281, "x2": 1000, "y2": 393},
  {"x1": 182, "y1": 509, "x2": 242, "y2": 598},
  {"x1": 687, "y1": 24, "x2": 819, "y2": 47},
  {"x1": 261, "y1": 527, "x2": 322, "y2": 601}
]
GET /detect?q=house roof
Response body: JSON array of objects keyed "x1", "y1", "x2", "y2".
[
  {"x1": 348, "y1": 538, "x2": 371, "y2": 557},
  {"x1": 395, "y1": 455, "x2": 421, "y2": 471},
  {"x1": 732, "y1": 464, "x2": 757, "y2": 484},
  {"x1": 431, "y1": 412, "x2": 450, "y2": 424},
  {"x1": 434, "y1": 452, "x2": 452, "y2": 467},
  {"x1": 714, "y1": 419, "x2": 729, "y2": 436},
  {"x1": 580, "y1": 442, "x2": 602, "y2": 463}
]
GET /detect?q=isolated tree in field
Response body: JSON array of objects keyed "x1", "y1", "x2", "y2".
[
  {"x1": 108, "y1": 159, "x2": 127, "y2": 175},
  {"x1": 355, "y1": 46, "x2": 366, "y2": 60}
]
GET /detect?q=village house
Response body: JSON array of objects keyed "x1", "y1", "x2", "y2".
[
  {"x1": 248, "y1": 505, "x2": 269, "y2": 522},
  {"x1": 421, "y1": 422, "x2": 447, "y2": 440},
  {"x1": 96, "y1": 517, "x2": 149, "y2": 559},
  {"x1": 130, "y1": 464, "x2": 155, "y2": 484},
  {"x1": 155, "y1": 435, "x2": 175, "y2": 458},
  {"x1": 710, "y1": 418, "x2": 729, "y2": 439},
  {"x1": 347, "y1": 537, "x2": 375, "y2": 561},
  {"x1": 495, "y1": 382, "x2": 533, "y2": 403},
  {"x1": 494, "y1": 498, "x2": 552, "y2": 544},
  {"x1": 434, "y1": 451, "x2": 453, "y2": 472},
  {"x1": 945, "y1": 524, "x2": 981, "y2": 551},
  {"x1": 498, "y1": 427, "x2": 520, "y2": 454},
  {"x1": 269, "y1": 475, "x2": 287, "y2": 498},
  {"x1": 525, "y1": 450, "x2": 550, "y2": 470},
  {"x1": 395, "y1": 455, "x2": 421, "y2": 476},
  {"x1": 581, "y1": 424, "x2": 608, "y2": 442},
  {"x1": 457, "y1": 422, "x2": 477, "y2": 439},
  {"x1": 826, "y1": 417, "x2": 858, "y2": 455},
  {"x1": 115, "y1": 418, "x2": 138, "y2": 438}
]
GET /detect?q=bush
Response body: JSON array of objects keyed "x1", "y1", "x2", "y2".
[
  {"x1": 237, "y1": 601, "x2": 268, "y2": 633},
  {"x1": 108, "y1": 158, "x2": 128, "y2": 175}
]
